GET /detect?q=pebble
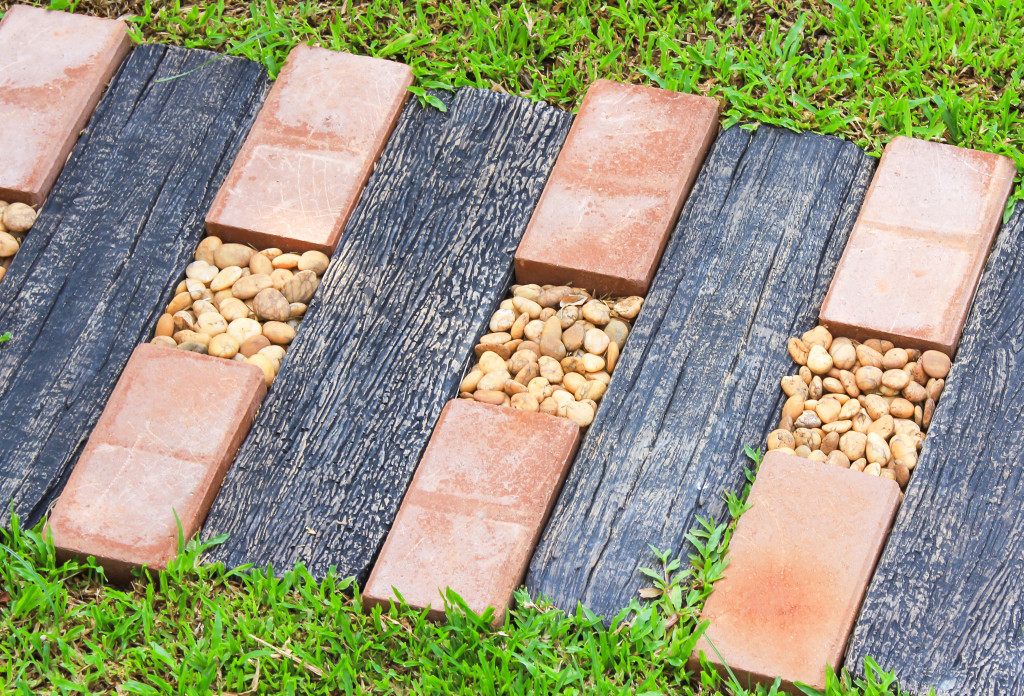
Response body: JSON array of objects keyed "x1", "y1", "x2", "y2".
[
  {"x1": 458, "y1": 284, "x2": 637, "y2": 427},
  {"x1": 282, "y1": 270, "x2": 318, "y2": 304},
  {"x1": 214, "y1": 243, "x2": 254, "y2": 269},
  {"x1": 769, "y1": 324, "x2": 943, "y2": 493},
  {"x1": 3, "y1": 202, "x2": 37, "y2": 233},
  {"x1": 298, "y1": 250, "x2": 330, "y2": 275},
  {"x1": 253, "y1": 288, "x2": 291, "y2": 322}
]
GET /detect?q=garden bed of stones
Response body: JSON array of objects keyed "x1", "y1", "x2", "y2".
[
  {"x1": 458, "y1": 283, "x2": 642, "y2": 427},
  {"x1": 150, "y1": 236, "x2": 330, "y2": 386},
  {"x1": 0, "y1": 201, "x2": 38, "y2": 283},
  {"x1": 766, "y1": 324, "x2": 950, "y2": 491}
]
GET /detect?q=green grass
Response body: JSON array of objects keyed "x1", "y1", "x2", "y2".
[
  {"x1": 1, "y1": 450, "x2": 914, "y2": 695},
  {"x1": 10, "y1": 0, "x2": 1023, "y2": 211}
]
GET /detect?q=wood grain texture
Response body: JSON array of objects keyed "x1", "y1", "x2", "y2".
[
  {"x1": 0, "y1": 45, "x2": 270, "y2": 528},
  {"x1": 845, "y1": 203, "x2": 1024, "y2": 696},
  {"x1": 202, "y1": 88, "x2": 572, "y2": 582},
  {"x1": 526, "y1": 126, "x2": 876, "y2": 620}
]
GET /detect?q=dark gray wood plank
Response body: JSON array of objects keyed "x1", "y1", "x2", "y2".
[
  {"x1": 526, "y1": 125, "x2": 876, "y2": 620},
  {"x1": 846, "y1": 203, "x2": 1024, "y2": 696},
  {"x1": 202, "y1": 88, "x2": 572, "y2": 582},
  {"x1": 0, "y1": 45, "x2": 270, "y2": 528}
]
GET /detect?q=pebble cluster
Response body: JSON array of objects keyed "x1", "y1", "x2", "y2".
[
  {"x1": 458, "y1": 284, "x2": 643, "y2": 427},
  {"x1": 767, "y1": 325, "x2": 951, "y2": 491},
  {"x1": 0, "y1": 202, "x2": 38, "y2": 283},
  {"x1": 150, "y1": 236, "x2": 329, "y2": 386}
]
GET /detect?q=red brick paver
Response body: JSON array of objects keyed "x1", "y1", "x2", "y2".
[
  {"x1": 0, "y1": 5, "x2": 130, "y2": 206},
  {"x1": 820, "y1": 136, "x2": 1015, "y2": 356},
  {"x1": 363, "y1": 399, "x2": 580, "y2": 624},
  {"x1": 514, "y1": 79, "x2": 719, "y2": 296},
  {"x1": 47, "y1": 344, "x2": 266, "y2": 582},
  {"x1": 205, "y1": 45, "x2": 412, "y2": 255},
  {"x1": 689, "y1": 452, "x2": 900, "y2": 692}
]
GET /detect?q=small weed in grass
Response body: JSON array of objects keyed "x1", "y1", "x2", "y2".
[{"x1": 1, "y1": 448, "x2": 916, "y2": 694}]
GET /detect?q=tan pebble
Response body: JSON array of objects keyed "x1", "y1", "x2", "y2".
[
  {"x1": 865, "y1": 432, "x2": 891, "y2": 465},
  {"x1": 612, "y1": 296, "x2": 643, "y2": 320},
  {"x1": 474, "y1": 342, "x2": 511, "y2": 360},
  {"x1": 921, "y1": 350, "x2": 951, "y2": 379},
  {"x1": 806, "y1": 343, "x2": 831, "y2": 374},
  {"x1": 500, "y1": 299, "x2": 514, "y2": 312},
  {"x1": 795, "y1": 411, "x2": 822, "y2": 429},
  {"x1": 838, "y1": 370, "x2": 859, "y2": 397},
  {"x1": 242, "y1": 354, "x2": 275, "y2": 386},
  {"x1": 563, "y1": 372, "x2": 587, "y2": 394},
  {"x1": 883, "y1": 348, "x2": 909, "y2": 370},
  {"x1": 787, "y1": 337, "x2": 809, "y2": 365},
  {"x1": 799, "y1": 366, "x2": 813, "y2": 383},
  {"x1": 539, "y1": 356, "x2": 564, "y2": 383},
  {"x1": 863, "y1": 394, "x2": 889, "y2": 420},
  {"x1": 552, "y1": 390, "x2": 575, "y2": 409},
  {"x1": 893, "y1": 419, "x2": 921, "y2": 439},
  {"x1": 840, "y1": 431, "x2": 867, "y2": 460},
  {"x1": 195, "y1": 236, "x2": 222, "y2": 262},
  {"x1": 586, "y1": 370, "x2": 611, "y2": 385},
  {"x1": 2, "y1": 202, "x2": 36, "y2": 233},
  {"x1": 509, "y1": 350, "x2": 538, "y2": 374},
  {"x1": 478, "y1": 370, "x2": 511, "y2": 392},
  {"x1": 581, "y1": 300, "x2": 610, "y2": 326},
  {"x1": 537, "y1": 286, "x2": 572, "y2": 308},
  {"x1": 565, "y1": 401, "x2": 595, "y2": 427},
  {"x1": 767, "y1": 429, "x2": 795, "y2": 450},
  {"x1": 855, "y1": 366, "x2": 882, "y2": 392},
  {"x1": 187, "y1": 260, "x2": 219, "y2": 284},
  {"x1": 808, "y1": 376, "x2": 823, "y2": 400},
  {"x1": 211, "y1": 266, "x2": 243, "y2": 291},
  {"x1": 510, "y1": 392, "x2": 539, "y2": 412},
  {"x1": 802, "y1": 325, "x2": 832, "y2": 349},
  {"x1": 827, "y1": 450, "x2": 850, "y2": 468},
  {"x1": 196, "y1": 313, "x2": 227, "y2": 337},
  {"x1": 562, "y1": 324, "x2": 585, "y2": 351},
  {"x1": 213, "y1": 243, "x2": 254, "y2": 269},
  {"x1": 910, "y1": 360, "x2": 927, "y2": 385},
  {"x1": 850, "y1": 458, "x2": 867, "y2": 472},
  {"x1": 603, "y1": 319, "x2": 628, "y2": 350},
  {"x1": 263, "y1": 321, "x2": 295, "y2": 345},
  {"x1": 173, "y1": 330, "x2": 210, "y2": 346},
  {"x1": 923, "y1": 398, "x2": 935, "y2": 430},
  {"x1": 794, "y1": 445, "x2": 812, "y2": 458},
  {"x1": 882, "y1": 369, "x2": 910, "y2": 391},
  {"x1": 524, "y1": 319, "x2": 545, "y2": 343},
  {"x1": 879, "y1": 467, "x2": 897, "y2": 482},
  {"x1": 829, "y1": 340, "x2": 857, "y2": 370},
  {"x1": 172, "y1": 310, "x2": 196, "y2": 332},
  {"x1": 774, "y1": 447, "x2": 797, "y2": 456},
  {"x1": 838, "y1": 398, "x2": 861, "y2": 421},
  {"x1": 867, "y1": 414, "x2": 894, "y2": 439},
  {"x1": 539, "y1": 396, "x2": 558, "y2": 415},
  {"x1": 561, "y1": 356, "x2": 585, "y2": 375},
  {"x1": 149, "y1": 334, "x2": 177, "y2": 349},
  {"x1": 232, "y1": 273, "x2": 272, "y2": 300},
  {"x1": 253, "y1": 288, "x2": 291, "y2": 322},
  {"x1": 261, "y1": 247, "x2": 283, "y2": 260},
  {"x1": 0, "y1": 231, "x2": 20, "y2": 257},
  {"x1": 510, "y1": 313, "x2": 529, "y2": 339},
  {"x1": 258, "y1": 344, "x2": 285, "y2": 363},
  {"x1": 852, "y1": 409, "x2": 873, "y2": 433},
  {"x1": 782, "y1": 394, "x2": 804, "y2": 421},
  {"x1": 155, "y1": 313, "x2": 175, "y2": 337},
  {"x1": 513, "y1": 296, "x2": 542, "y2": 319},
  {"x1": 460, "y1": 369, "x2": 484, "y2": 392},
  {"x1": 807, "y1": 449, "x2": 828, "y2": 463},
  {"x1": 822, "y1": 377, "x2": 844, "y2": 394},
  {"x1": 490, "y1": 308, "x2": 516, "y2": 332},
  {"x1": 576, "y1": 380, "x2": 606, "y2": 402},
  {"x1": 815, "y1": 399, "x2": 841, "y2": 424},
  {"x1": 585, "y1": 329, "x2": 606, "y2": 356},
  {"x1": 214, "y1": 298, "x2": 246, "y2": 322},
  {"x1": 540, "y1": 317, "x2": 566, "y2": 359},
  {"x1": 528, "y1": 377, "x2": 550, "y2": 400},
  {"x1": 166, "y1": 292, "x2": 192, "y2": 314},
  {"x1": 184, "y1": 278, "x2": 207, "y2": 300},
  {"x1": 227, "y1": 318, "x2": 262, "y2": 345},
  {"x1": 174, "y1": 279, "x2": 187, "y2": 295},
  {"x1": 581, "y1": 353, "x2": 605, "y2": 373},
  {"x1": 240, "y1": 334, "x2": 271, "y2": 358},
  {"x1": 606, "y1": 341, "x2": 619, "y2": 374},
  {"x1": 248, "y1": 252, "x2": 273, "y2": 275},
  {"x1": 889, "y1": 434, "x2": 917, "y2": 462},
  {"x1": 894, "y1": 461, "x2": 911, "y2": 489},
  {"x1": 297, "y1": 250, "x2": 330, "y2": 275},
  {"x1": 270, "y1": 268, "x2": 293, "y2": 290},
  {"x1": 504, "y1": 379, "x2": 527, "y2": 396},
  {"x1": 781, "y1": 375, "x2": 808, "y2": 398},
  {"x1": 889, "y1": 397, "x2": 914, "y2": 419},
  {"x1": 177, "y1": 341, "x2": 208, "y2": 354},
  {"x1": 208, "y1": 333, "x2": 240, "y2": 359},
  {"x1": 864, "y1": 339, "x2": 884, "y2": 354},
  {"x1": 925, "y1": 378, "x2": 944, "y2": 401},
  {"x1": 513, "y1": 284, "x2": 542, "y2": 302},
  {"x1": 822, "y1": 419, "x2": 852, "y2": 434},
  {"x1": 479, "y1": 351, "x2": 507, "y2": 374},
  {"x1": 793, "y1": 428, "x2": 815, "y2": 449},
  {"x1": 556, "y1": 305, "x2": 579, "y2": 329},
  {"x1": 856, "y1": 344, "x2": 884, "y2": 370},
  {"x1": 271, "y1": 253, "x2": 301, "y2": 269},
  {"x1": 902, "y1": 380, "x2": 927, "y2": 403}
]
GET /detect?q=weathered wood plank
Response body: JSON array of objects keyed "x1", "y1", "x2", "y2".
[
  {"x1": 845, "y1": 203, "x2": 1024, "y2": 696},
  {"x1": 526, "y1": 126, "x2": 876, "y2": 620},
  {"x1": 0, "y1": 45, "x2": 270, "y2": 528},
  {"x1": 202, "y1": 89, "x2": 573, "y2": 582}
]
